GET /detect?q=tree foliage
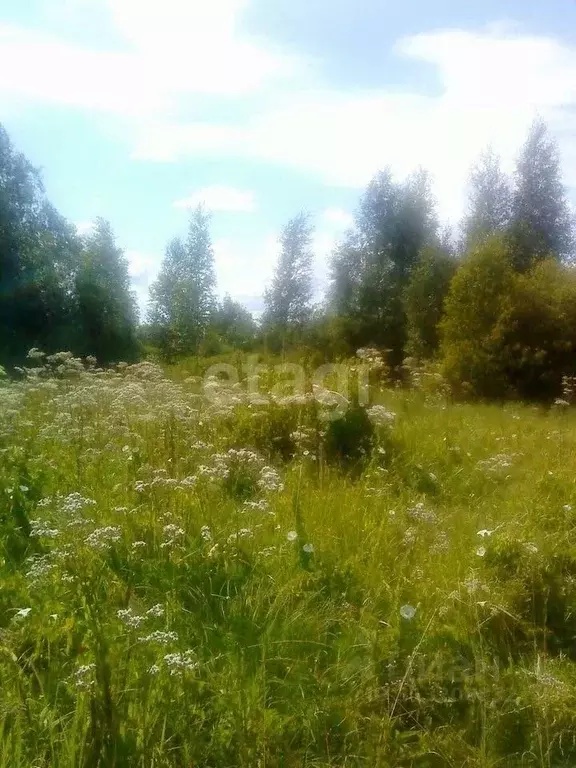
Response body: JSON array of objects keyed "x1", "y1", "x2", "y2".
[
  {"x1": 148, "y1": 206, "x2": 217, "y2": 358},
  {"x1": 263, "y1": 212, "x2": 314, "y2": 344},
  {"x1": 404, "y1": 246, "x2": 456, "y2": 360},
  {"x1": 75, "y1": 218, "x2": 139, "y2": 363},
  {"x1": 0, "y1": 126, "x2": 81, "y2": 365},
  {"x1": 510, "y1": 119, "x2": 574, "y2": 267},
  {"x1": 463, "y1": 147, "x2": 512, "y2": 249},
  {"x1": 329, "y1": 168, "x2": 438, "y2": 365}
]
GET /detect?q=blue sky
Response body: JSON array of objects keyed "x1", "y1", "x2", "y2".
[{"x1": 2, "y1": 0, "x2": 576, "y2": 315}]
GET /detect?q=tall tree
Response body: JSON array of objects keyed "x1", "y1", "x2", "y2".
[
  {"x1": 331, "y1": 168, "x2": 438, "y2": 364},
  {"x1": 263, "y1": 212, "x2": 314, "y2": 338},
  {"x1": 511, "y1": 119, "x2": 574, "y2": 267},
  {"x1": 404, "y1": 246, "x2": 456, "y2": 360},
  {"x1": 463, "y1": 147, "x2": 512, "y2": 249},
  {"x1": 214, "y1": 294, "x2": 257, "y2": 350},
  {"x1": 75, "y1": 218, "x2": 138, "y2": 363},
  {"x1": 0, "y1": 125, "x2": 80, "y2": 365},
  {"x1": 148, "y1": 206, "x2": 216, "y2": 358}
]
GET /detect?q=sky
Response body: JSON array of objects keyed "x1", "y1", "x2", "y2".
[{"x1": 2, "y1": 0, "x2": 576, "y2": 316}]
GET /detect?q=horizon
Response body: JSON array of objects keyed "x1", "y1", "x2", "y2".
[{"x1": 2, "y1": 0, "x2": 576, "y2": 316}]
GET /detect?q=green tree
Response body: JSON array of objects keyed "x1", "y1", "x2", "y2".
[
  {"x1": 440, "y1": 236, "x2": 516, "y2": 398},
  {"x1": 404, "y1": 246, "x2": 456, "y2": 360},
  {"x1": 330, "y1": 168, "x2": 438, "y2": 364},
  {"x1": 498, "y1": 259, "x2": 576, "y2": 399},
  {"x1": 148, "y1": 206, "x2": 216, "y2": 358},
  {"x1": 75, "y1": 218, "x2": 138, "y2": 363},
  {"x1": 463, "y1": 147, "x2": 511, "y2": 249},
  {"x1": 214, "y1": 294, "x2": 257, "y2": 350},
  {"x1": 0, "y1": 125, "x2": 81, "y2": 365},
  {"x1": 263, "y1": 212, "x2": 314, "y2": 344},
  {"x1": 511, "y1": 119, "x2": 574, "y2": 268}
]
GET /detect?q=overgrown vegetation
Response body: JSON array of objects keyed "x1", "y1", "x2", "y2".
[
  {"x1": 2, "y1": 119, "x2": 575, "y2": 403},
  {"x1": 1, "y1": 351, "x2": 576, "y2": 766}
]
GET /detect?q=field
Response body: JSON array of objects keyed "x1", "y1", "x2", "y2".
[{"x1": 2, "y1": 352, "x2": 576, "y2": 767}]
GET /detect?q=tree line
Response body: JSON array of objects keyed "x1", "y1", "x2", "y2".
[{"x1": 1, "y1": 119, "x2": 575, "y2": 399}]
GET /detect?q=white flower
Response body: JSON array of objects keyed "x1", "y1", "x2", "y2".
[
  {"x1": 476, "y1": 546, "x2": 486, "y2": 558},
  {"x1": 85, "y1": 526, "x2": 122, "y2": 551},
  {"x1": 366, "y1": 405, "x2": 396, "y2": 426},
  {"x1": 139, "y1": 630, "x2": 178, "y2": 645},
  {"x1": 524, "y1": 542, "x2": 538, "y2": 554},
  {"x1": 302, "y1": 543, "x2": 314, "y2": 554},
  {"x1": 200, "y1": 525, "x2": 212, "y2": 542},
  {"x1": 563, "y1": 504, "x2": 573, "y2": 512},
  {"x1": 227, "y1": 528, "x2": 253, "y2": 544},
  {"x1": 163, "y1": 650, "x2": 198, "y2": 675},
  {"x1": 146, "y1": 603, "x2": 164, "y2": 618},
  {"x1": 117, "y1": 607, "x2": 145, "y2": 629},
  {"x1": 476, "y1": 529, "x2": 494, "y2": 538},
  {"x1": 400, "y1": 604, "x2": 416, "y2": 620},
  {"x1": 287, "y1": 530, "x2": 298, "y2": 542},
  {"x1": 14, "y1": 607, "x2": 32, "y2": 620},
  {"x1": 148, "y1": 664, "x2": 160, "y2": 676},
  {"x1": 72, "y1": 663, "x2": 96, "y2": 691}
]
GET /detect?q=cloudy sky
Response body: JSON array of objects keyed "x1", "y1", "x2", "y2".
[{"x1": 2, "y1": 0, "x2": 576, "y2": 314}]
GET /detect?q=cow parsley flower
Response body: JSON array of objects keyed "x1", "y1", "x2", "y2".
[{"x1": 117, "y1": 607, "x2": 145, "y2": 629}]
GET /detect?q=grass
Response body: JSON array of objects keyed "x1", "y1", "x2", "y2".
[{"x1": 1, "y1": 352, "x2": 576, "y2": 766}]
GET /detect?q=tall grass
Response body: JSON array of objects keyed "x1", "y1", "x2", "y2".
[{"x1": 1, "y1": 352, "x2": 576, "y2": 766}]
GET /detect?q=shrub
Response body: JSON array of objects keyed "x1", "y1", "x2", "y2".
[
  {"x1": 441, "y1": 238, "x2": 576, "y2": 400},
  {"x1": 440, "y1": 236, "x2": 516, "y2": 398}
]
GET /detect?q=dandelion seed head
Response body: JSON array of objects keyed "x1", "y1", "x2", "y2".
[{"x1": 400, "y1": 604, "x2": 416, "y2": 620}]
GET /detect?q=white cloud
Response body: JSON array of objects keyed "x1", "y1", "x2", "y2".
[
  {"x1": 0, "y1": 0, "x2": 304, "y2": 115},
  {"x1": 174, "y1": 185, "x2": 256, "y2": 212},
  {"x1": 322, "y1": 208, "x2": 354, "y2": 228},
  {"x1": 133, "y1": 27, "x2": 576, "y2": 223},
  {"x1": 125, "y1": 249, "x2": 160, "y2": 318},
  {"x1": 213, "y1": 234, "x2": 277, "y2": 299},
  {"x1": 75, "y1": 219, "x2": 96, "y2": 235},
  {"x1": 0, "y1": 25, "x2": 166, "y2": 115}
]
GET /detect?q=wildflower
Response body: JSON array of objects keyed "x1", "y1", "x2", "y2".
[
  {"x1": 227, "y1": 528, "x2": 253, "y2": 544},
  {"x1": 407, "y1": 502, "x2": 437, "y2": 524},
  {"x1": 200, "y1": 526, "x2": 212, "y2": 542},
  {"x1": 302, "y1": 543, "x2": 314, "y2": 554},
  {"x1": 146, "y1": 604, "x2": 164, "y2": 618},
  {"x1": 287, "y1": 530, "x2": 298, "y2": 542},
  {"x1": 117, "y1": 607, "x2": 145, "y2": 629},
  {"x1": 13, "y1": 607, "x2": 32, "y2": 620},
  {"x1": 139, "y1": 630, "x2": 178, "y2": 645},
  {"x1": 148, "y1": 664, "x2": 160, "y2": 676},
  {"x1": 400, "y1": 604, "x2": 416, "y2": 620},
  {"x1": 29, "y1": 519, "x2": 60, "y2": 538},
  {"x1": 85, "y1": 526, "x2": 122, "y2": 551},
  {"x1": 258, "y1": 466, "x2": 284, "y2": 492},
  {"x1": 477, "y1": 529, "x2": 494, "y2": 538},
  {"x1": 163, "y1": 650, "x2": 198, "y2": 675},
  {"x1": 476, "y1": 546, "x2": 486, "y2": 558},
  {"x1": 563, "y1": 504, "x2": 573, "y2": 512},
  {"x1": 524, "y1": 542, "x2": 538, "y2": 554},
  {"x1": 243, "y1": 499, "x2": 270, "y2": 514},
  {"x1": 72, "y1": 664, "x2": 96, "y2": 691},
  {"x1": 131, "y1": 540, "x2": 146, "y2": 550},
  {"x1": 366, "y1": 405, "x2": 396, "y2": 426}
]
